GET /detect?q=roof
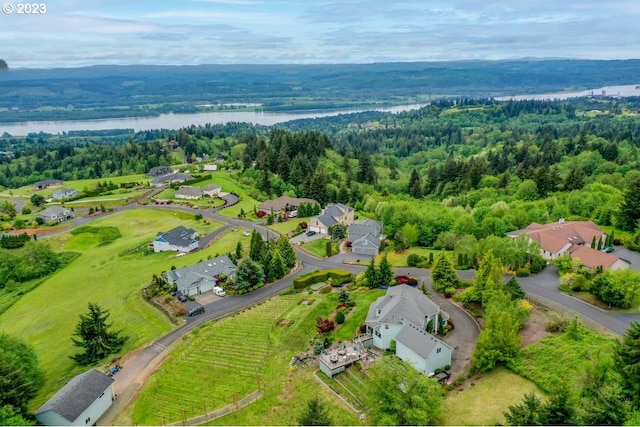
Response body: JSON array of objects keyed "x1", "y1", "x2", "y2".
[
  {"x1": 395, "y1": 322, "x2": 451, "y2": 358},
  {"x1": 312, "y1": 213, "x2": 338, "y2": 228},
  {"x1": 37, "y1": 206, "x2": 70, "y2": 217},
  {"x1": 258, "y1": 196, "x2": 318, "y2": 212},
  {"x1": 175, "y1": 186, "x2": 203, "y2": 198},
  {"x1": 33, "y1": 179, "x2": 64, "y2": 187},
  {"x1": 165, "y1": 255, "x2": 237, "y2": 284},
  {"x1": 348, "y1": 219, "x2": 383, "y2": 242},
  {"x1": 507, "y1": 220, "x2": 604, "y2": 253},
  {"x1": 366, "y1": 285, "x2": 441, "y2": 329},
  {"x1": 151, "y1": 172, "x2": 193, "y2": 186},
  {"x1": 352, "y1": 233, "x2": 382, "y2": 248},
  {"x1": 568, "y1": 245, "x2": 622, "y2": 269},
  {"x1": 201, "y1": 184, "x2": 221, "y2": 192},
  {"x1": 155, "y1": 225, "x2": 198, "y2": 248},
  {"x1": 324, "y1": 203, "x2": 353, "y2": 218},
  {"x1": 146, "y1": 166, "x2": 173, "y2": 177},
  {"x1": 35, "y1": 369, "x2": 114, "y2": 422}
]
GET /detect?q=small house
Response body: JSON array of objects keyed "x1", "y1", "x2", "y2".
[
  {"x1": 35, "y1": 369, "x2": 115, "y2": 426},
  {"x1": 52, "y1": 188, "x2": 80, "y2": 200},
  {"x1": 309, "y1": 203, "x2": 355, "y2": 234},
  {"x1": 37, "y1": 206, "x2": 75, "y2": 223},
  {"x1": 153, "y1": 225, "x2": 199, "y2": 253},
  {"x1": 164, "y1": 255, "x2": 237, "y2": 296}
]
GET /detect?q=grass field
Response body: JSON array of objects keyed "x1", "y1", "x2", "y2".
[
  {"x1": 0, "y1": 209, "x2": 226, "y2": 410},
  {"x1": 302, "y1": 237, "x2": 339, "y2": 258},
  {"x1": 207, "y1": 171, "x2": 262, "y2": 219},
  {"x1": 0, "y1": 173, "x2": 149, "y2": 198},
  {"x1": 266, "y1": 218, "x2": 309, "y2": 236},
  {"x1": 442, "y1": 368, "x2": 542, "y2": 426},
  {"x1": 378, "y1": 247, "x2": 439, "y2": 266},
  {"x1": 116, "y1": 289, "x2": 383, "y2": 425}
]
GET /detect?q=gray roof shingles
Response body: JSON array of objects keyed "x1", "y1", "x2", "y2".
[{"x1": 36, "y1": 369, "x2": 114, "y2": 423}]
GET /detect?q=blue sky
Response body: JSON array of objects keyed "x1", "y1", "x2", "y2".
[{"x1": 2, "y1": 0, "x2": 639, "y2": 68}]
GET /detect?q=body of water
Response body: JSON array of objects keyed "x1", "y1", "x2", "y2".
[
  {"x1": 496, "y1": 83, "x2": 640, "y2": 101},
  {"x1": 0, "y1": 104, "x2": 427, "y2": 136}
]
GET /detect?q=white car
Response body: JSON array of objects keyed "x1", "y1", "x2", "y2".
[{"x1": 242, "y1": 231, "x2": 250, "y2": 236}]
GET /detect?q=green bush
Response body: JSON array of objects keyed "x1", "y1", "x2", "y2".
[
  {"x1": 407, "y1": 253, "x2": 425, "y2": 267},
  {"x1": 320, "y1": 285, "x2": 332, "y2": 294},
  {"x1": 292, "y1": 269, "x2": 352, "y2": 289},
  {"x1": 516, "y1": 267, "x2": 530, "y2": 277},
  {"x1": 335, "y1": 310, "x2": 345, "y2": 324}
]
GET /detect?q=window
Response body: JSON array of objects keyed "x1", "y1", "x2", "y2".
[
  {"x1": 85, "y1": 417, "x2": 91, "y2": 424},
  {"x1": 436, "y1": 347, "x2": 441, "y2": 354},
  {"x1": 385, "y1": 324, "x2": 389, "y2": 329}
]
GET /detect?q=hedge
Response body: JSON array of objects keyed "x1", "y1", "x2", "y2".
[{"x1": 293, "y1": 269, "x2": 352, "y2": 290}]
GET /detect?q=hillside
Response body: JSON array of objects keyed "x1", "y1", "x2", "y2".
[{"x1": 2, "y1": 59, "x2": 640, "y2": 122}]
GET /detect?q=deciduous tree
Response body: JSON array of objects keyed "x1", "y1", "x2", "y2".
[{"x1": 0, "y1": 333, "x2": 43, "y2": 417}]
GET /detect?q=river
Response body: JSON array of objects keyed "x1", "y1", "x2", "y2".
[
  {"x1": 0, "y1": 104, "x2": 427, "y2": 136},
  {"x1": 495, "y1": 83, "x2": 640, "y2": 101}
]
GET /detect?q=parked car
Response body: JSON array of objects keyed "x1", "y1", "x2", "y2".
[
  {"x1": 242, "y1": 231, "x2": 250, "y2": 236},
  {"x1": 601, "y1": 247, "x2": 614, "y2": 253},
  {"x1": 188, "y1": 306, "x2": 205, "y2": 316},
  {"x1": 213, "y1": 286, "x2": 226, "y2": 297},
  {"x1": 177, "y1": 293, "x2": 188, "y2": 302},
  {"x1": 306, "y1": 230, "x2": 316, "y2": 236}
]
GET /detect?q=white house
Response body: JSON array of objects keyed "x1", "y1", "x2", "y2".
[
  {"x1": 52, "y1": 188, "x2": 79, "y2": 200},
  {"x1": 201, "y1": 184, "x2": 222, "y2": 197},
  {"x1": 175, "y1": 186, "x2": 203, "y2": 200},
  {"x1": 35, "y1": 369, "x2": 115, "y2": 426},
  {"x1": 153, "y1": 225, "x2": 199, "y2": 253},
  {"x1": 365, "y1": 285, "x2": 452, "y2": 375},
  {"x1": 37, "y1": 206, "x2": 75, "y2": 223}
]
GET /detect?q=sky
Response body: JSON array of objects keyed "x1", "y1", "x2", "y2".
[{"x1": 1, "y1": 0, "x2": 639, "y2": 68}]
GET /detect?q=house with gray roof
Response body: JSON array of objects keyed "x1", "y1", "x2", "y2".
[
  {"x1": 150, "y1": 172, "x2": 193, "y2": 187},
  {"x1": 52, "y1": 188, "x2": 80, "y2": 200},
  {"x1": 146, "y1": 165, "x2": 173, "y2": 177},
  {"x1": 309, "y1": 203, "x2": 355, "y2": 234},
  {"x1": 175, "y1": 186, "x2": 203, "y2": 200},
  {"x1": 153, "y1": 225, "x2": 199, "y2": 253},
  {"x1": 257, "y1": 196, "x2": 318, "y2": 215},
  {"x1": 37, "y1": 206, "x2": 75, "y2": 223},
  {"x1": 164, "y1": 255, "x2": 236, "y2": 296},
  {"x1": 348, "y1": 219, "x2": 384, "y2": 256},
  {"x1": 35, "y1": 369, "x2": 114, "y2": 426},
  {"x1": 365, "y1": 285, "x2": 452, "y2": 375},
  {"x1": 201, "y1": 183, "x2": 222, "y2": 197}
]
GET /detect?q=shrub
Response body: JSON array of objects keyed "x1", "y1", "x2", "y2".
[
  {"x1": 345, "y1": 241, "x2": 352, "y2": 248},
  {"x1": 256, "y1": 210, "x2": 267, "y2": 218},
  {"x1": 335, "y1": 311, "x2": 345, "y2": 324},
  {"x1": 316, "y1": 317, "x2": 335, "y2": 334},
  {"x1": 320, "y1": 285, "x2": 332, "y2": 294},
  {"x1": 545, "y1": 311, "x2": 570, "y2": 332},
  {"x1": 516, "y1": 267, "x2": 531, "y2": 277},
  {"x1": 298, "y1": 221, "x2": 308, "y2": 229},
  {"x1": 444, "y1": 287, "x2": 456, "y2": 298},
  {"x1": 293, "y1": 269, "x2": 352, "y2": 289},
  {"x1": 407, "y1": 253, "x2": 425, "y2": 267},
  {"x1": 447, "y1": 319, "x2": 455, "y2": 330}
]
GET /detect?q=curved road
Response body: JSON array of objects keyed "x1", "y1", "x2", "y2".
[{"x1": 22, "y1": 191, "x2": 635, "y2": 424}]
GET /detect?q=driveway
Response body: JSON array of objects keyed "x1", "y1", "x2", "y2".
[{"x1": 290, "y1": 231, "x2": 325, "y2": 245}]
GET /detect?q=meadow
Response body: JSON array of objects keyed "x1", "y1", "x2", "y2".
[
  {"x1": 116, "y1": 289, "x2": 384, "y2": 425},
  {"x1": 0, "y1": 208, "x2": 226, "y2": 409}
]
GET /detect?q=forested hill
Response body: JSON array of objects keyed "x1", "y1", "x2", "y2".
[{"x1": 2, "y1": 59, "x2": 640, "y2": 122}]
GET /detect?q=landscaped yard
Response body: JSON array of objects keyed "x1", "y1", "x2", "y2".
[
  {"x1": 302, "y1": 237, "x2": 339, "y2": 258},
  {"x1": 116, "y1": 289, "x2": 384, "y2": 426},
  {"x1": 0, "y1": 209, "x2": 225, "y2": 410},
  {"x1": 206, "y1": 171, "x2": 263, "y2": 220},
  {"x1": 266, "y1": 218, "x2": 310, "y2": 237}
]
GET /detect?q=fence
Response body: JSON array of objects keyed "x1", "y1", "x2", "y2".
[{"x1": 167, "y1": 389, "x2": 264, "y2": 426}]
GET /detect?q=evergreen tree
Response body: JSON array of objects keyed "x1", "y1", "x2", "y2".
[
  {"x1": 618, "y1": 176, "x2": 640, "y2": 231},
  {"x1": 356, "y1": 151, "x2": 376, "y2": 184},
  {"x1": 365, "y1": 257, "x2": 378, "y2": 288},
  {"x1": 325, "y1": 241, "x2": 332, "y2": 257},
  {"x1": 505, "y1": 277, "x2": 526, "y2": 300},
  {"x1": 235, "y1": 241, "x2": 243, "y2": 259},
  {"x1": 249, "y1": 230, "x2": 266, "y2": 262},
  {"x1": 276, "y1": 235, "x2": 297, "y2": 269},
  {"x1": 377, "y1": 253, "x2": 393, "y2": 288},
  {"x1": 615, "y1": 321, "x2": 640, "y2": 409},
  {"x1": 269, "y1": 250, "x2": 287, "y2": 281},
  {"x1": 472, "y1": 304, "x2": 522, "y2": 371},
  {"x1": 408, "y1": 169, "x2": 422, "y2": 198},
  {"x1": 504, "y1": 393, "x2": 545, "y2": 426},
  {"x1": 234, "y1": 258, "x2": 265, "y2": 292},
  {"x1": 297, "y1": 397, "x2": 332, "y2": 426},
  {"x1": 431, "y1": 252, "x2": 458, "y2": 292},
  {"x1": 70, "y1": 303, "x2": 128, "y2": 365}
]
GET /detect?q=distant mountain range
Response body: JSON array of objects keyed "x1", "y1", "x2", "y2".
[{"x1": 1, "y1": 59, "x2": 640, "y2": 123}]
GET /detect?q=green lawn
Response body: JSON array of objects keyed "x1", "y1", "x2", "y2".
[
  {"x1": 0, "y1": 173, "x2": 148, "y2": 198},
  {"x1": 116, "y1": 289, "x2": 383, "y2": 426},
  {"x1": 208, "y1": 171, "x2": 262, "y2": 219},
  {"x1": 266, "y1": 217, "x2": 310, "y2": 237},
  {"x1": 378, "y1": 247, "x2": 439, "y2": 266},
  {"x1": 301, "y1": 237, "x2": 337, "y2": 258},
  {"x1": 442, "y1": 368, "x2": 542, "y2": 426},
  {"x1": 0, "y1": 209, "x2": 225, "y2": 410}
]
